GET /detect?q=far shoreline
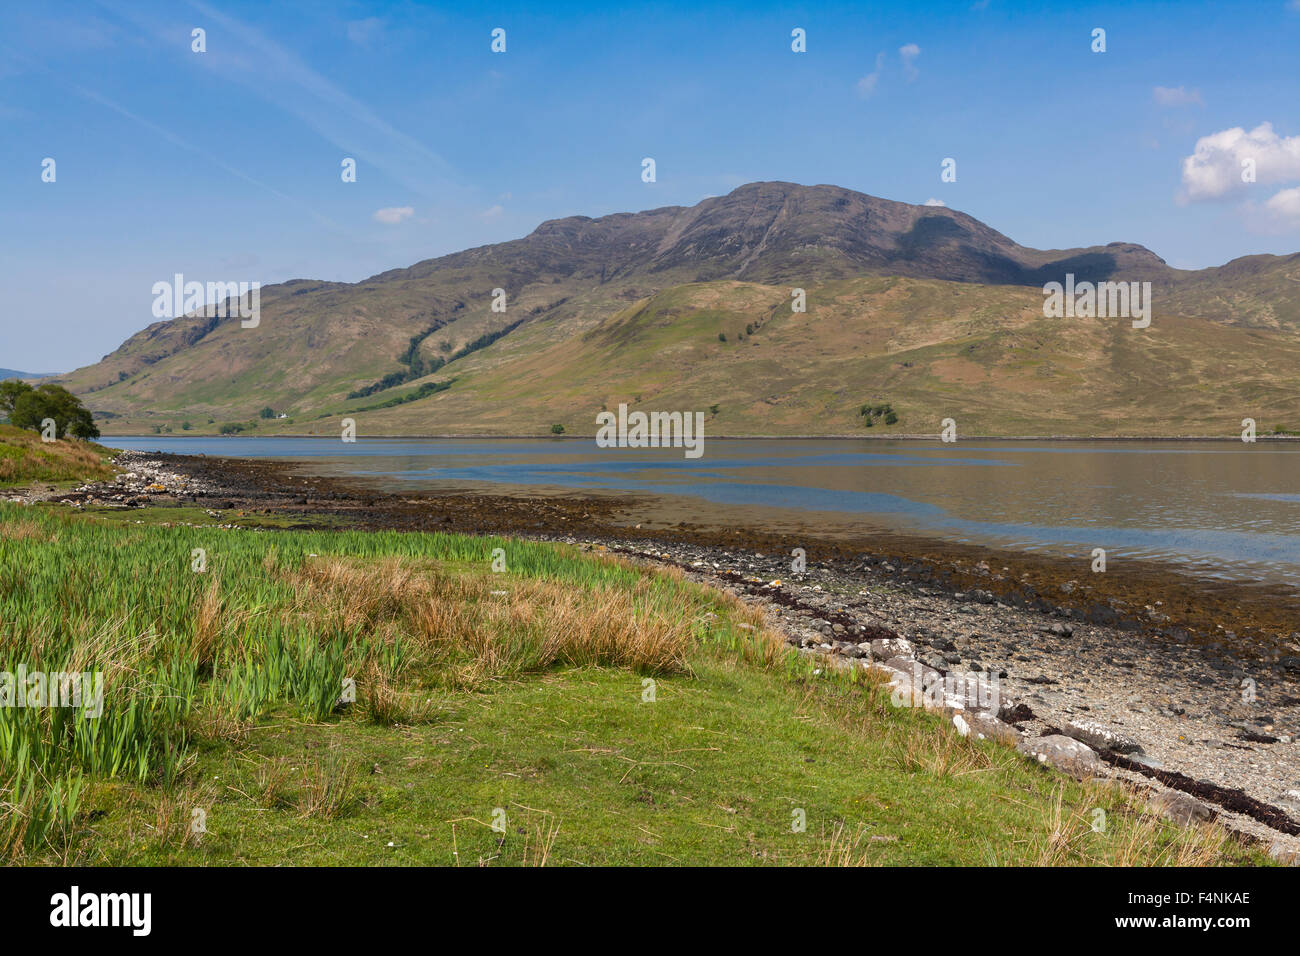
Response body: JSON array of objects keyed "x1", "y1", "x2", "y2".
[{"x1": 96, "y1": 432, "x2": 1300, "y2": 442}]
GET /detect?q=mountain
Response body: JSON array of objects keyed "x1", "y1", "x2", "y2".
[
  {"x1": 0, "y1": 369, "x2": 55, "y2": 380},
  {"x1": 54, "y1": 182, "x2": 1300, "y2": 437}
]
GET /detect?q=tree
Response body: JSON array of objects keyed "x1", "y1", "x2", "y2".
[
  {"x1": 259, "y1": 406, "x2": 275, "y2": 419},
  {"x1": 550, "y1": 423, "x2": 565, "y2": 435},
  {"x1": 0, "y1": 379, "x2": 32, "y2": 419},
  {"x1": 7, "y1": 382, "x2": 99, "y2": 439}
]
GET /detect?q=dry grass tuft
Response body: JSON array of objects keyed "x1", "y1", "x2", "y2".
[
  {"x1": 250, "y1": 753, "x2": 360, "y2": 821},
  {"x1": 148, "y1": 783, "x2": 218, "y2": 850},
  {"x1": 1023, "y1": 782, "x2": 1237, "y2": 867},
  {"x1": 287, "y1": 556, "x2": 696, "y2": 686},
  {"x1": 894, "y1": 721, "x2": 995, "y2": 778},
  {"x1": 521, "y1": 815, "x2": 561, "y2": 867},
  {"x1": 816, "y1": 821, "x2": 878, "y2": 866},
  {"x1": 192, "y1": 575, "x2": 223, "y2": 674},
  {"x1": 0, "y1": 517, "x2": 50, "y2": 542},
  {"x1": 295, "y1": 754, "x2": 359, "y2": 821}
]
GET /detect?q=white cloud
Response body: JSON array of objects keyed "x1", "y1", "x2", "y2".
[
  {"x1": 923, "y1": 198, "x2": 946, "y2": 207},
  {"x1": 373, "y1": 206, "x2": 414, "y2": 224},
  {"x1": 480, "y1": 204, "x2": 504, "y2": 221},
  {"x1": 856, "y1": 52, "x2": 886, "y2": 98},
  {"x1": 899, "y1": 43, "x2": 921, "y2": 82},
  {"x1": 1179, "y1": 122, "x2": 1300, "y2": 201},
  {"x1": 1153, "y1": 85, "x2": 1202, "y2": 107},
  {"x1": 1264, "y1": 186, "x2": 1300, "y2": 224}
]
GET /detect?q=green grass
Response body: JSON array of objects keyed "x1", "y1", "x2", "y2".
[
  {"x1": 0, "y1": 424, "x2": 116, "y2": 487},
  {"x1": 0, "y1": 502, "x2": 1263, "y2": 865}
]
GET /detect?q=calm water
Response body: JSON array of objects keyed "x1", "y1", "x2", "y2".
[{"x1": 103, "y1": 437, "x2": 1300, "y2": 588}]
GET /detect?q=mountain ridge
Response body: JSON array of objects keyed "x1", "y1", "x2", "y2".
[{"x1": 51, "y1": 181, "x2": 1300, "y2": 437}]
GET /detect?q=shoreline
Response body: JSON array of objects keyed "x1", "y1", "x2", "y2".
[
  {"x1": 97, "y1": 432, "x2": 1300, "y2": 442},
  {"x1": 24, "y1": 448, "x2": 1300, "y2": 859}
]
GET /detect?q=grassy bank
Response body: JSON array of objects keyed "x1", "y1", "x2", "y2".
[
  {"x1": 0, "y1": 424, "x2": 116, "y2": 487},
  {"x1": 0, "y1": 502, "x2": 1263, "y2": 865}
]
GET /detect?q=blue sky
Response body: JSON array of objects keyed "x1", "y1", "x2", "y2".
[{"x1": 2, "y1": 0, "x2": 1300, "y2": 372}]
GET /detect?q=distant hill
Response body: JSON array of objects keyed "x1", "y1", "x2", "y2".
[
  {"x1": 52, "y1": 182, "x2": 1300, "y2": 437},
  {"x1": 0, "y1": 369, "x2": 55, "y2": 380}
]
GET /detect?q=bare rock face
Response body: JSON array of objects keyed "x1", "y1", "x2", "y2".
[
  {"x1": 1016, "y1": 734, "x2": 1103, "y2": 779},
  {"x1": 1062, "y1": 719, "x2": 1144, "y2": 755},
  {"x1": 1149, "y1": 791, "x2": 1213, "y2": 826}
]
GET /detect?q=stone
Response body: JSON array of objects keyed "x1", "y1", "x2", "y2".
[
  {"x1": 876, "y1": 658, "x2": 940, "y2": 708},
  {"x1": 1061, "y1": 719, "x2": 1144, "y2": 755},
  {"x1": 1275, "y1": 789, "x2": 1300, "y2": 815},
  {"x1": 939, "y1": 670, "x2": 1001, "y2": 714},
  {"x1": 869, "y1": 637, "x2": 913, "y2": 660},
  {"x1": 1016, "y1": 734, "x2": 1102, "y2": 778},
  {"x1": 951, "y1": 709, "x2": 1019, "y2": 746},
  {"x1": 1149, "y1": 791, "x2": 1213, "y2": 826}
]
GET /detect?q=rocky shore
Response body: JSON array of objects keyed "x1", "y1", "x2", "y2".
[
  {"x1": 16, "y1": 449, "x2": 1300, "y2": 860},
  {"x1": 600, "y1": 538, "x2": 1300, "y2": 859}
]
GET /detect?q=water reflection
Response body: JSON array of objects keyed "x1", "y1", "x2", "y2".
[{"x1": 103, "y1": 437, "x2": 1300, "y2": 586}]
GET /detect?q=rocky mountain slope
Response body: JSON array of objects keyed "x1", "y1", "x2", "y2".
[{"x1": 53, "y1": 182, "x2": 1300, "y2": 437}]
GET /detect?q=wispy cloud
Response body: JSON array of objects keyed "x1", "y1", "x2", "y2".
[
  {"x1": 373, "y1": 206, "x2": 415, "y2": 225},
  {"x1": 71, "y1": 83, "x2": 347, "y2": 233},
  {"x1": 856, "y1": 52, "x2": 886, "y2": 98},
  {"x1": 1153, "y1": 85, "x2": 1203, "y2": 107},
  {"x1": 346, "y1": 17, "x2": 385, "y2": 49},
  {"x1": 856, "y1": 45, "x2": 920, "y2": 97},
  {"x1": 97, "y1": 0, "x2": 458, "y2": 200},
  {"x1": 899, "y1": 43, "x2": 921, "y2": 82}
]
